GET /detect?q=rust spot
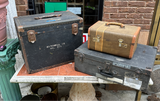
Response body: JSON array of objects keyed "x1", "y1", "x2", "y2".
[
  {"x1": 43, "y1": 31, "x2": 45, "y2": 33},
  {"x1": 18, "y1": 26, "x2": 24, "y2": 32},
  {"x1": 143, "y1": 51, "x2": 145, "y2": 53}
]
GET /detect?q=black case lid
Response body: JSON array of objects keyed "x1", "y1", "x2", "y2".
[{"x1": 14, "y1": 11, "x2": 81, "y2": 29}]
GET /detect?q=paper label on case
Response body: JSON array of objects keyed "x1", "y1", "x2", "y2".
[{"x1": 124, "y1": 77, "x2": 142, "y2": 90}]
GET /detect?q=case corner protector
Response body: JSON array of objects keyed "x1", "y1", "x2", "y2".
[{"x1": 18, "y1": 26, "x2": 24, "y2": 32}]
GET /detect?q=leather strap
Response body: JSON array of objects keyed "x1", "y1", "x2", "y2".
[{"x1": 95, "y1": 23, "x2": 108, "y2": 51}]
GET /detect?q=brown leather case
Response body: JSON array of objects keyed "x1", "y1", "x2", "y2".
[{"x1": 88, "y1": 21, "x2": 141, "y2": 58}]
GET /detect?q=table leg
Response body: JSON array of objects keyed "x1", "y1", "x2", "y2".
[
  {"x1": 68, "y1": 83, "x2": 97, "y2": 101},
  {"x1": 135, "y1": 90, "x2": 142, "y2": 101}
]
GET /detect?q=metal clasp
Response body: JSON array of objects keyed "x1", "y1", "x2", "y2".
[
  {"x1": 105, "y1": 62, "x2": 112, "y2": 72},
  {"x1": 93, "y1": 35, "x2": 101, "y2": 42},
  {"x1": 27, "y1": 30, "x2": 36, "y2": 43},
  {"x1": 118, "y1": 39, "x2": 127, "y2": 48},
  {"x1": 72, "y1": 23, "x2": 78, "y2": 35}
]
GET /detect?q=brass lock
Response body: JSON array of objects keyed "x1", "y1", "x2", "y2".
[
  {"x1": 118, "y1": 39, "x2": 127, "y2": 48},
  {"x1": 72, "y1": 23, "x2": 78, "y2": 35},
  {"x1": 27, "y1": 30, "x2": 36, "y2": 43},
  {"x1": 93, "y1": 35, "x2": 101, "y2": 42}
]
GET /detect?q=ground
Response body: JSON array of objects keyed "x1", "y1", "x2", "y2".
[{"x1": 0, "y1": 83, "x2": 157, "y2": 101}]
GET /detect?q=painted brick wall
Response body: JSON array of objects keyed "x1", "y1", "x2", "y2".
[
  {"x1": 103, "y1": 0, "x2": 156, "y2": 33},
  {"x1": 15, "y1": 0, "x2": 28, "y2": 16}
]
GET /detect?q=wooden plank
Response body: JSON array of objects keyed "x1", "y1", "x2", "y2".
[
  {"x1": 154, "y1": 18, "x2": 160, "y2": 46},
  {"x1": 154, "y1": 54, "x2": 160, "y2": 64},
  {"x1": 150, "y1": 0, "x2": 160, "y2": 46},
  {"x1": 105, "y1": 84, "x2": 134, "y2": 91},
  {"x1": 156, "y1": 54, "x2": 160, "y2": 59},
  {"x1": 10, "y1": 64, "x2": 114, "y2": 84},
  {"x1": 135, "y1": 90, "x2": 142, "y2": 101},
  {"x1": 138, "y1": 31, "x2": 149, "y2": 45},
  {"x1": 154, "y1": 60, "x2": 160, "y2": 65},
  {"x1": 149, "y1": 0, "x2": 159, "y2": 44}
]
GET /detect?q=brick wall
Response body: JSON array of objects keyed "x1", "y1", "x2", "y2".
[
  {"x1": 15, "y1": 0, "x2": 28, "y2": 16},
  {"x1": 103, "y1": 0, "x2": 156, "y2": 33}
]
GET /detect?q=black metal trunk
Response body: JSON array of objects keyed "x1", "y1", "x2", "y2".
[
  {"x1": 75, "y1": 42, "x2": 157, "y2": 91},
  {"x1": 14, "y1": 11, "x2": 83, "y2": 74}
]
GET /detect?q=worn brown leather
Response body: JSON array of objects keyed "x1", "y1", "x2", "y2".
[{"x1": 88, "y1": 21, "x2": 141, "y2": 58}]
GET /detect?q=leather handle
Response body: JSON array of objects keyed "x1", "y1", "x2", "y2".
[
  {"x1": 100, "y1": 70, "x2": 113, "y2": 78},
  {"x1": 35, "y1": 14, "x2": 62, "y2": 20},
  {"x1": 106, "y1": 22, "x2": 125, "y2": 28}
]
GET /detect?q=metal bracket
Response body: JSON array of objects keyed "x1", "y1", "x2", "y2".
[
  {"x1": 72, "y1": 23, "x2": 78, "y2": 35},
  {"x1": 93, "y1": 35, "x2": 101, "y2": 42},
  {"x1": 27, "y1": 30, "x2": 36, "y2": 43},
  {"x1": 118, "y1": 39, "x2": 127, "y2": 48}
]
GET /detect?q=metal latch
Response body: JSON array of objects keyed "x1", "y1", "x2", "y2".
[
  {"x1": 27, "y1": 30, "x2": 36, "y2": 43},
  {"x1": 72, "y1": 23, "x2": 78, "y2": 35},
  {"x1": 105, "y1": 62, "x2": 112, "y2": 72},
  {"x1": 93, "y1": 35, "x2": 101, "y2": 42},
  {"x1": 118, "y1": 39, "x2": 127, "y2": 48}
]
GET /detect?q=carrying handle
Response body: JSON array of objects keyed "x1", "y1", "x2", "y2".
[
  {"x1": 106, "y1": 22, "x2": 125, "y2": 28},
  {"x1": 100, "y1": 70, "x2": 113, "y2": 78},
  {"x1": 35, "y1": 14, "x2": 62, "y2": 20}
]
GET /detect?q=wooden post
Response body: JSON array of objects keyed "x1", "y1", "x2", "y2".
[{"x1": 135, "y1": 90, "x2": 142, "y2": 101}]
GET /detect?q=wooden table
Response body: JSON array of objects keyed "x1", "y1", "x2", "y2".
[
  {"x1": 10, "y1": 62, "x2": 152, "y2": 101},
  {"x1": 10, "y1": 63, "x2": 115, "y2": 84}
]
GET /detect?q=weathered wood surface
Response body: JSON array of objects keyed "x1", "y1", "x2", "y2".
[
  {"x1": 106, "y1": 84, "x2": 134, "y2": 91},
  {"x1": 138, "y1": 31, "x2": 149, "y2": 45},
  {"x1": 10, "y1": 64, "x2": 114, "y2": 84},
  {"x1": 10, "y1": 64, "x2": 153, "y2": 87},
  {"x1": 149, "y1": 0, "x2": 160, "y2": 46}
]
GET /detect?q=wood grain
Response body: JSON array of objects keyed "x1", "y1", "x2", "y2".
[
  {"x1": 105, "y1": 84, "x2": 134, "y2": 91},
  {"x1": 138, "y1": 31, "x2": 149, "y2": 45},
  {"x1": 149, "y1": 0, "x2": 160, "y2": 46}
]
